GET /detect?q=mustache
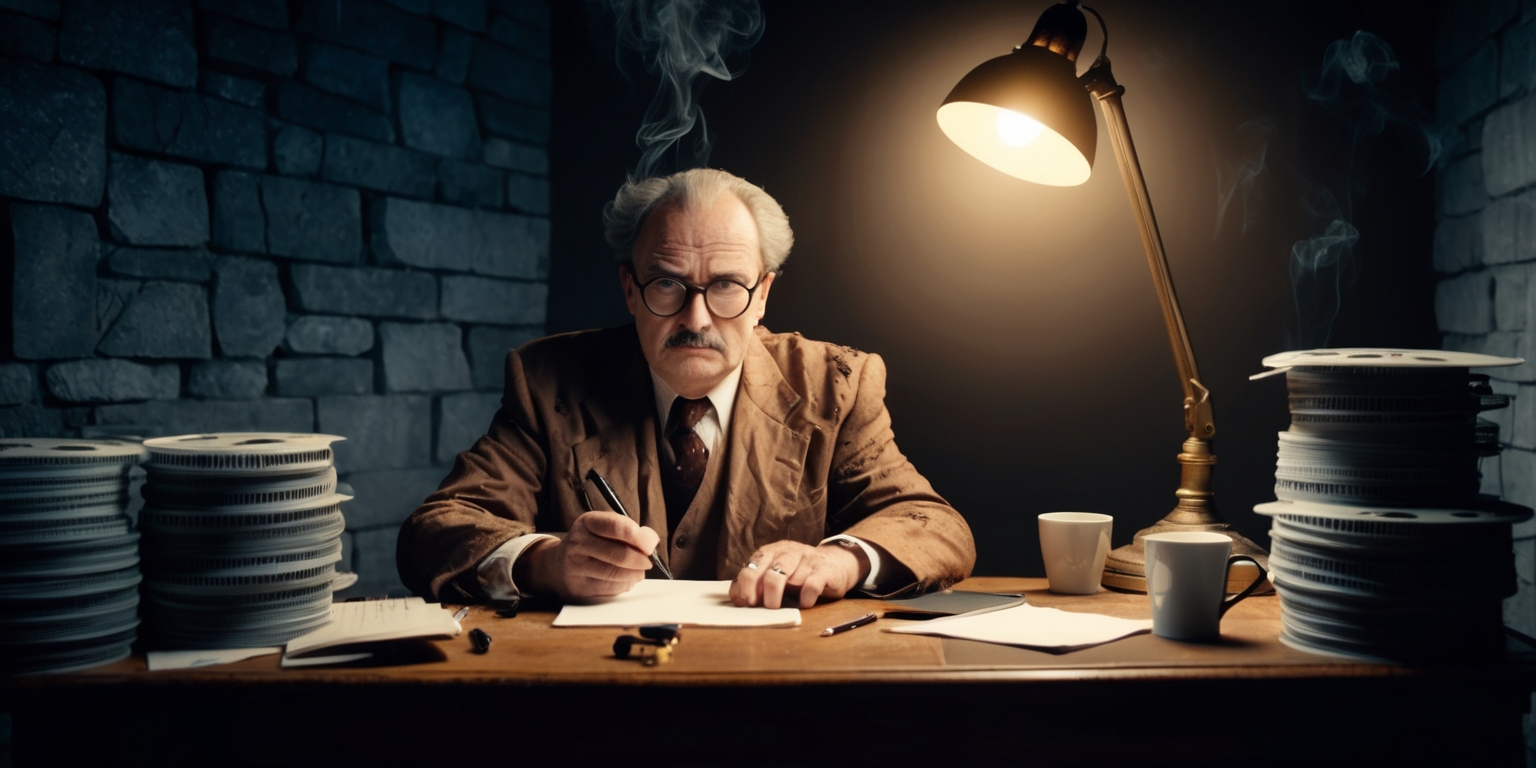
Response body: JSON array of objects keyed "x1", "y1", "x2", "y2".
[{"x1": 664, "y1": 329, "x2": 727, "y2": 352}]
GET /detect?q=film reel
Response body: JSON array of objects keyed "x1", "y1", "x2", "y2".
[
  {"x1": 137, "y1": 433, "x2": 351, "y2": 649},
  {"x1": 1254, "y1": 348, "x2": 1526, "y2": 662},
  {"x1": 143, "y1": 433, "x2": 343, "y2": 476},
  {"x1": 0, "y1": 531, "x2": 141, "y2": 578}
]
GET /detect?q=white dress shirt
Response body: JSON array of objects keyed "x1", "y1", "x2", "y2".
[{"x1": 477, "y1": 364, "x2": 886, "y2": 599}]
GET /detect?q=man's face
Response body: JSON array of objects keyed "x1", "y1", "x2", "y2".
[{"x1": 622, "y1": 194, "x2": 775, "y2": 399}]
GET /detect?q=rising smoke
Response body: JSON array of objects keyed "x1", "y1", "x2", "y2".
[
  {"x1": 1213, "y1": 119, "x2": 1275, "y2": 237},
  {"x1": 597, "y1": 0, "x2": 764, "y2": 178},
  {"x1": 1287, "y1": 30, "x2": 1440, "y2": 347}
]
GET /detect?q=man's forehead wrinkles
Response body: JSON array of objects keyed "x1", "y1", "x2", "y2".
[
  {"x1": 654, "y1": 237, "x2": 755, "y2": 250},
  {"x1": 645, "y1": 249, "x2": 757, "y2": 270}
]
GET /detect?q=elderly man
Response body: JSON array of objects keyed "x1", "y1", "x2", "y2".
[{"x1": 397, "y1": 168, "x2": 975, "y2": 608}]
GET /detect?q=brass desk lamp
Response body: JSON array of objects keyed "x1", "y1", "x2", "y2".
[{"x1": 937, "y1": 0, "x2": 1267, "y2": 591}]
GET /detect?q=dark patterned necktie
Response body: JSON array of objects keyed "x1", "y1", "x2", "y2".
[{"x1": 664, "y1": 397, "x2": 711, "y2": 531}]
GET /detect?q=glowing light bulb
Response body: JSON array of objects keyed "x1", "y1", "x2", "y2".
[{"x1": 996, "y1": 110, "x2": 1044, "y2": 147}]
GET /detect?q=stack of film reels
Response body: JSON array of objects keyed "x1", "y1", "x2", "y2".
[
  {"x1": 0, "y1": 439, "x2": 145, "y2": 675},
  {"x1": 139, "y1": 433, "x2": 354, "y2": 649},
  {"x1": 1254, "y1": 348, "x2": 1531, "y2": 662}
]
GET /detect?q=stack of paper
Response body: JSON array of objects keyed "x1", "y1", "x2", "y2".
[{"x1": 281, "y1": 598, "x2": 462, "y2": 667}]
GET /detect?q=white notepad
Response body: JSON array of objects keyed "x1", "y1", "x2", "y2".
[
  {"x1": 552, "y1": 579, "x2": 801, "y2": 628},
  {"x1": 887, "y1": 602, "x2": 1151, "y2": 651}
]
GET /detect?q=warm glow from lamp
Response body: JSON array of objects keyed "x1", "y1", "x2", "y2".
[
  {"x1": 937, "y1": 101, "x2": 1091, "y2": 186},
  {"x1": 997, "y1": 109, "x2": 1044, "y2": 146}
]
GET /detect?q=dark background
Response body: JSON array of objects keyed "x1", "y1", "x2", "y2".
[{"x1": 546, "y1": 0, "x2": 1442, "y2": 577}]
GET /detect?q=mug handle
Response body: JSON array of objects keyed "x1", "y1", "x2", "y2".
[{"x1": 1217, "y1": 555, "x2": 1269, "y2": 617}]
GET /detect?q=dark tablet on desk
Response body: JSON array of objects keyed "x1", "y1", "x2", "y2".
[{"x1": 880, "y1": 589, "x2": 1025, "y2": 620}]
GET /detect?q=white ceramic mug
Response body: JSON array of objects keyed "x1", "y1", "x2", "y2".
[
  {"x1": 1038, "y1": 512, "x2": 1113, "y2": 594},
  {"x1": 1144, "y1": 532, "x2": 1268, "y2": 641}
]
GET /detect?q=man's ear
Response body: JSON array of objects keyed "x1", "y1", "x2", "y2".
[
  {"x1": 619, "y1": 261, "x2": 640, "y2": 317},
  {"x1": 752, "y1": 271, "x2": 776, "y2": 325}
]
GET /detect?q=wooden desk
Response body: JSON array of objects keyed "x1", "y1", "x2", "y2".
[{"x1": 4, "y1": 577, "x2": 1532, "y2": 766}]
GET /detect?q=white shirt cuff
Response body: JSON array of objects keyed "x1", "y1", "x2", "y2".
[
  {"x1": 477, "y1": 533, "x2": 558, "y2": 600},
  {"x1": 821, "y1": 534, "x2": 883, "y2": 591}
]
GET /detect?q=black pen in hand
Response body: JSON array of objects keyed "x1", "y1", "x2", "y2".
[{"x1": 585, "y1": 468, "x2": 674, "y2": 579}]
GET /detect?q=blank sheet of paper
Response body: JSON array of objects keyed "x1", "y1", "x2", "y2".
[
  {"x1": 552, "y1": 580, "x2": 801, "y2": 628},
  {"x1": 887, "y1": 603, "x2": 1151, "y2": 651}
]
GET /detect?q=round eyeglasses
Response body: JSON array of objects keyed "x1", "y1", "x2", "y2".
[{"x1": 633, "y1": 273, "x2": 765, "y2": 319}]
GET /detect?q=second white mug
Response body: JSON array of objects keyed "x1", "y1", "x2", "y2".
[
  {"x1": 1145, "y1": 531, "x2": 1268, "y2": 641},
  {"x1": 1038, "y1": 512, "x2": 1113, "y2": 594}
]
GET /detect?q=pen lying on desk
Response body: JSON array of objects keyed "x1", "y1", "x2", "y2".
[
  {"x1": 585, "y1": 468, "x2": 674, "y2": 579},
  {"x1": 821, "y1": 612, "x2": 879, "y2": 637}
]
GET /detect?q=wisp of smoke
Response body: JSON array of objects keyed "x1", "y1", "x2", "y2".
[
  {"x1": 1213, "y1": 119, "x2": 1275, "y2": 237},
  {"x1": 1290, "y1": 188, "x2": 1360, "y2": 346},
  {"x1": 1287, "y1": 30, "x2": 1439, "y2": 347},
  {"x1": 600, "y1": 0, "x2": 764, "y2": 178}
]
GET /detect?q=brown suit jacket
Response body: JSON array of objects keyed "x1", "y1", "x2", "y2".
[{"x1": 396, "y1": 325, "x2": 976, "y2": 602}]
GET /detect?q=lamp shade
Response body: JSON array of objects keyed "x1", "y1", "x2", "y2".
[{"x1": 938, "y1": 45, "x2": 1097, "y2": 186}]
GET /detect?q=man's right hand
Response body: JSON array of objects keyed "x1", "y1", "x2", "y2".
[{"x1": 517, "y1": 511, "x2": 661, "y2": 601}]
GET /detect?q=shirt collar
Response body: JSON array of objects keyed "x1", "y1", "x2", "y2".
[{"x1": 650, "y1": 363, "x2": 744, "y2": 434}]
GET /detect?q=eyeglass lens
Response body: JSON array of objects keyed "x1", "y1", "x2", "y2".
[{"x1": 643, "y1": 278, "x2": 752, "y2": 319}]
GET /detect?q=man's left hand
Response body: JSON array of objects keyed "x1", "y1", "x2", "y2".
[{"x1": 729, "y1": 541, "x2": 868, "y2": 609}]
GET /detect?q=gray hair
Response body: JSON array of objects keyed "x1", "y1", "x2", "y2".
[{"x1": 602, "y1": 168, "x2": 794, "y2": 274}]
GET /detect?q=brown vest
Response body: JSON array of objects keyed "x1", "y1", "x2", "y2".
[{"x1": 658, "y1": 425, "x2": 729, "y2": 580}]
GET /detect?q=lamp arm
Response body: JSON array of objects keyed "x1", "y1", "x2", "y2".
[{"x1": 1082, "y1": 59, "x2": 1217, "y2": 440}]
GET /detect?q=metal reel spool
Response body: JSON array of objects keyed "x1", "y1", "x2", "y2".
[
  {"x1": 0, "y1": 487, "x2": 130, "y2": 514},
  {"x1": 0, "y1": 475, "x2": 130, "y2": 509},
  {"x1": 1272, "y1": 478, "x2": 1479, "y2": 508},
  {"x1": 1268, "y1": 534, "x2": 1514, "y2": 601},
  {"x1": 1278, "y1": 609, "x2": 1504, "y2": 664},
  {"x1": 0, "y1": 566, "x2": 143, "y2": 602},
  {"x1": 0, "y1": 439, "x2": 145, "y2": 470},
  {"x1": 142, "y1": 580, "x2": 333, "y2": 610},
  {"x1": 141, "y1": 509, "x2": 346, "y2": 557},
  {"x1": 149, "y1": 610, "x2": 334, "y2": 650},
  {"x1": 139, "y1": 498, "x2": 347, "y2": 555},
  {"x1": 1268, "y1": 514, "x2": 1511, "y2": 554},
  {"x1": 1, "y1": 629, "x2": 137, "y2": 676},
  {"x1": 0, "y1": 586, "x2": 140, "y2": 625},
  {"x1": 143, "y1": 539, "x2": 343, "y2": 579},
  {"x1": 142, "y1": 433, "x2": 343, "y2": 477},
  {"x1": 0, "y1": 531, "x2": 141, "y2": 578},
  {"x1": 141, "y1": 561, "x2": 339, "y2": 597},
  {"x1": 1267, "y1": 547, "x2": 1475, "y2": 604},
  {"x1": 0, "y1": 513, "x2": 132, "y2": 547},
  {"x1": 144, "y1": 595, "x2": 332, "y2": 632},
  {"x1": 1275, "y1": 430, "x2": 1480, "y2": 468},
  {"x1": 1278, "y1": 589, "x2": 1495, "y2": 643},
  {"x1": 0, "y1": 606, "x2": 140, "y2": 646},
  {"x1": 142, "y1": 468, "x2": 338, "y2": 511}
]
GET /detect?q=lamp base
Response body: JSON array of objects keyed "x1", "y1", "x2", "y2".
[
  {"x1": 1100, "y1": 438, "x2": 1272, "y2": 594},
  {"x1": 1101, "y1": 520, "x2": 1271, "y2": 594}
]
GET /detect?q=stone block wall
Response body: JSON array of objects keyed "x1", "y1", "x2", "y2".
[
  {"x1": 1434, "y1": 0, "x2": 1536, "y2": 756},
  {"x1": 1, "y1": 0, "x2": 551, "y2": 598}
]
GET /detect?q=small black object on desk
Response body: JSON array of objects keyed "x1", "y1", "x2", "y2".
[
  {"x1": 493, "y1": 596, "x2": 521, "y2": 618},
  {"x1": 468, "y1": 628, "x2": 493, "y2": 654}
]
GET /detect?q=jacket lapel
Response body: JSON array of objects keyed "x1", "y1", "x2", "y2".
[{"x1": 721, "y1": 332, "x2": 810, "y2": 572}]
